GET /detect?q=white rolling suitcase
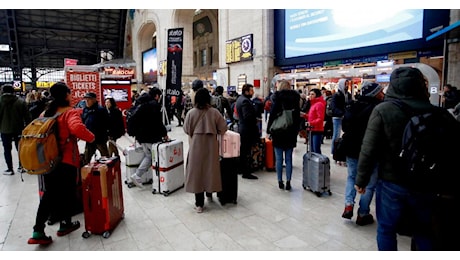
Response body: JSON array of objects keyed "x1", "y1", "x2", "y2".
[
  {"x1": 123, "y1": 144, "x2": 153, "y2": 188},
  {"x1": 151, "y1": 140, "x2": 185, "y2": 196}
]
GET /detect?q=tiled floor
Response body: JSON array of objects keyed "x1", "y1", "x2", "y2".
[{"x1": 0, "y1": 117, "x2": 413, "y2": 252}]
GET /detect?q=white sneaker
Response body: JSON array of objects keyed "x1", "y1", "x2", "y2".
[{"x1": 130, "y1": 174, "x2": 144, "y2": 188}]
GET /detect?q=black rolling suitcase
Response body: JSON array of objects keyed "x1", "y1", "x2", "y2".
[
  {"x1": 218, "y1": 157, "x2": 239, "y2": 205},
  {"x1": 217, "y1": 131, "x2": 240, "y2": 205}
]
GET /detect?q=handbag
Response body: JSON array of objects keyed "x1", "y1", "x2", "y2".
[{"x1": 269, "y1": 108, "x2": 294, "y2": 134}]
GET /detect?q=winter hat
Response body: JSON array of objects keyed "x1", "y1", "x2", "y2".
[
  {"x1": 83, "y1": 92, "x2": 97, "y2": 99},
  {"x1": 50, "y1": 82, "x2": 71, "y2": 100},
  {"x1": 1, "y1": 84, "x2": 14, "y2": 94},
  {"x1": 192, "y1": 79, "x2": 204, "y2": 91},
  {"x1": 360, "y1": 82, "x2": 383, "y2": 97}
]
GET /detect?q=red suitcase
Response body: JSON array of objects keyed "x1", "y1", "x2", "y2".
[
  {"x1": 265, "y1": 137, "x2": 275, "y2": 171},
  {"x1": 81, "y1": 156, "x2": 124, "y2": 238}
]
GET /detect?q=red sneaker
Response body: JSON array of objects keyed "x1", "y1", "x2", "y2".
[
  {"x1": 341, "y1": 205, "x2": 354, "y2": 219},
  {"x1": 27, "y1": 232, "x2": 52, "y2": 245}
]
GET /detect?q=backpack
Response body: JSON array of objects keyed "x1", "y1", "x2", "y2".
[
  {"x1": 211, "y1": 95, "x2": 223, "y2": 113},
  {"x1": 19, "y1": 111, "x2": 68, "y2": 175},
  {"x1": 126, "y1": 103, "x2": 142, "y2": 137},
  {"x1": 392, "y1": 100, "x2": 460, "y2": 194},
  {"x1": 325, "y1": 96, "x2": 333, "y2": 117}
]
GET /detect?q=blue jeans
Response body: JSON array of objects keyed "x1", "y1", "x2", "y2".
[
  {"x1": 309, "y1": 132, "x2": 323, "y2": 154},
  {"x1": 376, "y1": 180, "x2": 435, "y2": 251},
  {"x1": 274, "y1": 147, "x2": 293, "y2": 182},
  {"x1": 345, "y1": 157, "x2": 377, "y2": 216},
  {"x1": 331, "y1": 117, "x2": 342, "y2": 154}
]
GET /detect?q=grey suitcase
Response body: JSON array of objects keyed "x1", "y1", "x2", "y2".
[{"x1": 302, "y1": 129, "x2": 332, "y2": 197}]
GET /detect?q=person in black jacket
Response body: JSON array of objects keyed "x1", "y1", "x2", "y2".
[
  {"x1": 81, "y1": 92, "x2": 110, "y2": 163},
  {"x1": 105, "y1": 97, "x2": 125, "y2": 157},
  {"x1": 236, "y1": 84, "x2": 259, "y2": 180},
  {"x1": 330, "y1": 78, "x2": 352, "y2": 163},
  {"x1": 129, "y1": 87, "x2": 169, "y2": 188},
  {"x1": 0, "y1": 84, "x2": 32, "y2": 175},
  {"x1": 341, "y1": 82, "x2": 384, "y2": 226},
  {"x1": 267, "y1": 80, "x2": 300, "y2": 190}
]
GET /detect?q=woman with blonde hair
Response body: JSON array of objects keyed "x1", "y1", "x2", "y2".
[{"x1": 267, "y1": 80, "x2": 301, "y2": 190}]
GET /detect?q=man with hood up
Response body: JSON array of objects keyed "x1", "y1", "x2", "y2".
[
  {"x1": 355, "y1": 67, "x2": 443, "y2": 250},
  {"x1": 330, "y1": 78, "x2": 352, "y2": 164},
  {"x1": 0, "y1": 84, "x2": 32, "y2": 175}
]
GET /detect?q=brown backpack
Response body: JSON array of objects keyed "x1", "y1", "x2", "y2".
[{"x1": 19, "y1": 111, "x2": 67, "y2": 175}]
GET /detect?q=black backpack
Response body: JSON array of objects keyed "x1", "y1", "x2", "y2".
[
  {"x1": 125, "y1": 103, "x2": 142, "y2": 137},
  {"x1": 392, "y1": 100, "x2": 460, "y2": 194}
]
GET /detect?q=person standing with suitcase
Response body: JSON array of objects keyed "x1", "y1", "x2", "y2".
[
  {"x1": 28, "y1": 82, "x2": 95, "y2": 245},
  {"x1": 236, "y1": 84, "x2": 260, "y2": 180},
  {"x1": 183, "y1": 88, "x2": 228, "y2": 213},
  {"x1": 129, "y1": 87, "x2": 169, "y2": 188},
  {"x1": 267, "y1": 80, "x2": 300, "y2": 190}
]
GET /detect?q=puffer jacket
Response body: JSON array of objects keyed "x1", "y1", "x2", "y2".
[
  {"x1": 267, "y1": 89, "x2": 301, "y2": 149},
  {"x1": 56, "y1": 107, "x2": 95, "y2": 168},
  {"x1": 304, "y1": 96, "x2": 326, "y2": 133},
  {"x1": 356, "y1": 67, "x2": 433, "y2": 188}
]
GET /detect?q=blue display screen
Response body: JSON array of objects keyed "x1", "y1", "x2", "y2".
[{"x1": 285, "y1": 9, "x2": 423, "y2": 58}]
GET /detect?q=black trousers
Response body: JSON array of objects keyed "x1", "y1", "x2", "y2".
[{"x1": 33, "y1": 163, "x2": 77, "y2": 232}]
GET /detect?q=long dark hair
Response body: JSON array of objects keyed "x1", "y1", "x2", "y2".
[
  {"x1": 105, "y1": 97, "x2": 118, "y2": 109},
  {"x1": 194, "y1": 88, "x2": 211, "y2": 109},
  {"x1": 44, "y1": 82, "x2": 71, "y2": 117}
]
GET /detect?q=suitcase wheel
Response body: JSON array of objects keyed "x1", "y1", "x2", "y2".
[
  {"x1": 315, "y1": 191, "x2": 322, "y2": 197},
  {"x1": 152, "y1": 189, "x2": 157, "y2": 194},
  {"x1": 82, "y1": 231, "x2": 91, "y2": 238},
  {"x1": 102, "y1": 231, "x2": 111, "y2": 239},
  {"x1": 127, "y1": 182, "x2": 135, "y2": 188},
  {"x1": 328, "y1": 190, "x2": 332, "y2": 196},
  {"x1": 163, "y1": 191, "x2": 170, "y2": 197}
]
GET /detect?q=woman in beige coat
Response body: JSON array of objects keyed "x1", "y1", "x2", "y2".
[{"x1": 183, "y1": 88, "x2": 228, "y2": 213}]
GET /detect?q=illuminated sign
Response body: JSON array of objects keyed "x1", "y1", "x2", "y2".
[{"x1": 226, "y1": 34, "x2": 253, "y2": 64}]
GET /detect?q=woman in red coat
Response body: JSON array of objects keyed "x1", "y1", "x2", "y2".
[
  {"x1": 302, "y1": 88, "x2": 326, "y2": 154},
  {"x1": 28, "y1": 82, "x2": 95, "y2": 245}
]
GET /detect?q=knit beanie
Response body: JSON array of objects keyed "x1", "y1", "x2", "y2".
[
  {"x1": 361, "y1": 82, "x2": 383, "y2": 97},
  {"x1": 192, "y1": 79, "x2": 204, "y2": 91}
]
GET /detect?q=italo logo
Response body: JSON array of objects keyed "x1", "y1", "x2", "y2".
[{"x1": 169, "y1": 29, "x2": 183, "y2": 36}]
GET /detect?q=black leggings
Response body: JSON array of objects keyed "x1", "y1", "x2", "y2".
[{"x1": 33, "y1": 163, "x2": 77, "y2": 232}]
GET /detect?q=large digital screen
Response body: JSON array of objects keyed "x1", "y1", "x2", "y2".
[
  {"x1": 285, "y1": 9, "x2": 423, "y2": 58},
  {"x1": 274, "y1": 9, "x2": 450, "y2": 68},
  {"x1": 142, "y1": 47, "x2": 158, "y2": 84}
]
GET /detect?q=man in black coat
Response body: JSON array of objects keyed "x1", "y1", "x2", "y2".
[
  {"x1": 236, "y1": 84, "x2": 259, "y2": 180},
  {"x1": 129, "y1": 87, "x2": 169, "y2": 188},
  {"x1": 81, "y1": 92, "x2": 110, "y2": 163}
]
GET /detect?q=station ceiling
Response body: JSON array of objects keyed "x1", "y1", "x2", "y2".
[{"x1": 0, "y1": 9, "x2": 127, "y2": 70}]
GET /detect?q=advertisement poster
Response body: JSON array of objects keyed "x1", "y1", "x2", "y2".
[
  {"x1": 166, "y1": 28, "x2": 183, "y2": 97},
  {"x1": 65, "y1": 71, "x2": 101, "y2": 107}
]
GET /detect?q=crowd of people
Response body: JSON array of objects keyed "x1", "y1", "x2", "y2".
[{"x1": 0, "y1": 66, "x2": 458, "y2": 250}]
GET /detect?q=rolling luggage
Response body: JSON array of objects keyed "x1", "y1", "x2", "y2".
[
  {"x1": 123, "y1": 145, "x2": 153, "y2": 188},
  {"x1": 217, "y1": 157, "x2": 239, "y2": 205},
  {"x1": 81, "y1": 156, "x2": 124, "y2": 238},
  {"x1": 264, "y1": 137, "x2": 275, "y2": 171},
  {"x1": 302, "y1": 130, "x2": 332, "y2": 197},
  {"x1": 219, "y1": 130, "x2": 240, "y2": 158},
  {"x1": 217, "y1": 131, "x2": 240, "y2": 205},
  {"x1": 250, "y1": 138, "x2": 265, "y2": 171},
  {"x1": 151, "y1": 140, "x2": 185, "y2": 196}
]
